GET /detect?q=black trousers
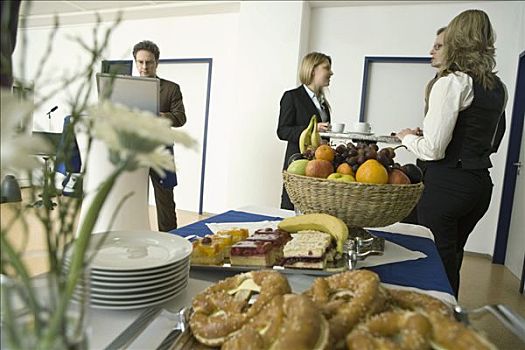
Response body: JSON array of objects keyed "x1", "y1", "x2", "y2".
[
  {"x1": 150, "y1": 170, "x2": 177, "y2": 232},
  {"x1": 417, "y1": 165, "x2": 492, "y2": 297},
  {"x1": 280, "y1": 185, "x2": 294, "y2": 210}
]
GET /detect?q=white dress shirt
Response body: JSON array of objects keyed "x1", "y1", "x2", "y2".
[
  {"x1": 303, "y1": 85, "x2": 329, "y2": 122},
  {"x1": 402, "y1": 72, "x2": 474, "y2": 161}
]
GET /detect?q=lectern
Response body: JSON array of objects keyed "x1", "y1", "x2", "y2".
[{"x1": 77, "y1": 74, "x2": 160, "y2": 234}]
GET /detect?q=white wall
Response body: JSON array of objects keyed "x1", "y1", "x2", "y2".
[
  {"x1": 309, "y1": 1, "x2": 525, "y2": 255},
  {"x1": 13, "y1": 9, "x2": 240, "y2": 215},
  {"x1": 13, "y1": 1, "x2": 525, "y2": 258},
  {"x1": 229, "y1": 1, "x2": 307, "y2": 210}
]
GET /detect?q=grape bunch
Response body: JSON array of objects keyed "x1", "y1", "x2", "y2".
[{"x1": 332, "y1": 142, "x2": 402, "y2": 173}]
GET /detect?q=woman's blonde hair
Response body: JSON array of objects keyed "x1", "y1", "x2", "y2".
[
  {"x1": 298, "y1": 52, "x2": 332, "y2": 110},
  {"x1": 439, "y1": 9, "x2": 497, "y2": 89},
  {"x1": 299, "y1": 52, "x2": 332, "y2": 86}
]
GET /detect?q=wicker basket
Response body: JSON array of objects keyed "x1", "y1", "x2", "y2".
[{"x1": 283, "y1": 171, "x2": 424, "y2": 228}]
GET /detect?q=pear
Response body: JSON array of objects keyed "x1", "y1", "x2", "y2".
[{"x1": 287, "y1": 159, "x2": 309, "y2": 175}]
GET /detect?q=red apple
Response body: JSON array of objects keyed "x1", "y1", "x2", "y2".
[
  {"x1": 305, "y1": 159, "x2": 334, "y2": 178},
  {"x1": 388, "y1": 168, "x2": 411, "y2": 184}
]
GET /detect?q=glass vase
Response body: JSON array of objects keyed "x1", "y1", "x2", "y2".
[{"x1": 0, "y1": 267, "x2": 91, "y2": 350}]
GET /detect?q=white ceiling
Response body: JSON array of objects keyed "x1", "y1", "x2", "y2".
[
  {"x1": 19, "y1": 1, "x2": 161, "y2": 17},
  {"x1": 18, "y1": 1, "x2": 467, "y2": 28},
  {"x1": 19, "y1": 0, "x2": 462, "y2": 18},
  {"x1": 18, "y1": 1, "x2": 241, "y2": 28}
]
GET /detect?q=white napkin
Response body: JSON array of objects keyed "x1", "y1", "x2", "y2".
[
  {"x1": 357, "y1": 240, "x2": 426, "y2": 268},
  {"x1": 204, "y1": 221, "x2": 426, "y2": 268},
  {"x1": 205, "y1": 221, "x2": 282, "y2": 236}
]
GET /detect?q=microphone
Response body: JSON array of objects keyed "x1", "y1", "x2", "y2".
[{"x1": 47, "y1": 106, "x2": 58, "y2": 119}]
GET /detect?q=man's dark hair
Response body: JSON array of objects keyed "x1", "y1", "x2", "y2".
[{"x1": 133, "y1": 40, "x2": 160, "y2": 61}]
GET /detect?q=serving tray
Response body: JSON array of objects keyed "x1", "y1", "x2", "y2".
[{"x1": 190, "y1": 236, "x2": 385, "y2": 276}]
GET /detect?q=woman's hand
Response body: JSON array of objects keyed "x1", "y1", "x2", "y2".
[
  {"x1": 396, "y1": 128, "x2": 422, "y2": 140},
  {"x1": 318, "y1": 122, "x2": 330, "y2": 132}
]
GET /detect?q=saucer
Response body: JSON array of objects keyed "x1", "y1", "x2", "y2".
[{"x1": 347, "y1": 131, "x2": 373, "y2": 135}]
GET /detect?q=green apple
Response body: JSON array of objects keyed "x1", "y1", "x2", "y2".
[
  {"x1": 340, "y1": 174, "x2": 356, "y2": 183},
  {"x1": 287, "y1": 159, "x2": 309, "y2": 175},
  {"x1": 327, "y1": 173, "x2": 343, "y2": 181},
  {"x1": 328, "y1": 173, "x2": 355, "y2": 183}
]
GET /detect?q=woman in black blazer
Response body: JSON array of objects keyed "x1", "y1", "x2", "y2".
[{"x1": 277, "y1": 52, "x2": 333, "y2": 210}]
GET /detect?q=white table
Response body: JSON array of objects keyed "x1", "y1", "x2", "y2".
[{"x1": 89, "y1": 206, "x2": 452, "y2": 349}]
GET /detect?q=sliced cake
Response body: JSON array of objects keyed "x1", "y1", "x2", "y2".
[
  {"x1": 209, "y1": 233, "x2": 233, "y2": 258},
  {"x1": 216, "y1": 228, "x2": 249, "y2": 244},
  {"x1": 191, "y1": 236, "x2": 225, "y2": 265},
  {"x1": 282, "y1": 231, "x2": 334, "y2": 269},
  {"x1": 230, "y1": 240, "x2": 274, "y2": 267}
]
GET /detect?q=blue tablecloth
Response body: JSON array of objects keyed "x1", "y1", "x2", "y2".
[{"x1": 172, "y1": 210, "x2": 453, "y2": 296}]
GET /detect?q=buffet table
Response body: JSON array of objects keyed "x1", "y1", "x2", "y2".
[
  {"x1": 87, "y1": 206, "x2": 454, "y2": 349},
  {"x1": 172, "y1": 207, "x2": 454, "y2": 301}
]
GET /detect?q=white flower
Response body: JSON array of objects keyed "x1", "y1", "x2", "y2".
[
  {"x1": 0, "y1": 88, "x2": 51, "y2": 171},
  {"x1": 136, "y1": 146, "x2": 175, "y2": 178},
  {"x1": 87, "y1": 101, "x2": 197, "y2": 173}
]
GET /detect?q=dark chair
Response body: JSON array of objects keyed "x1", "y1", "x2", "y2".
[{"x1": 55, "y1": 115, "x2": 82, "y2": 198}]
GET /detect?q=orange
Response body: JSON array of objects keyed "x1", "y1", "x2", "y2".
[
  {"x1": 314, "y1": 144, "x2": 335, "y2": 162},
  {"x1": 355, "y1": 159, "x2": 388, "y2": 184},
  {"x1": 336, "y1": 163, "x2": 354, "y2": 176}
]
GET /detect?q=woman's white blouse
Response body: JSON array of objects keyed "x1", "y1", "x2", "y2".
[{"x1": 402, "y1": 72, "x2": 474, "y2": 161}]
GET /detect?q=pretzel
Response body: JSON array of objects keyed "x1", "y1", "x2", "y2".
[
  {"x1": 388, "y1": 289, "x2": 453, "y2": 318},
  {"x1": 428, "y1": 311, "x2": 497, "y2": 350},
  {"x1": 303, "y1": 270, "x2": 388, "y2": 349},
  {"x1": 188, "y1": 270, "x2": 291, "y2": 347},
  {"x1": 346, "y1": 311, "x2": 433, "y2": 350},
  {"x1": 222, "y1": 294, "x2": 330, "y2": 350},
  {"x1": 388, "y1": 289, "x2": 496, "y2": 349}
]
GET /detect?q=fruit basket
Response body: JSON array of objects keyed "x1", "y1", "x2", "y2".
[{"x1": 283, "y1": 171, "x2": 424, "y2": 228}]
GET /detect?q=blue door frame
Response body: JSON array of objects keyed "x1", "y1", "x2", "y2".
[{"x1": 493, "y1": 51, "x2": 525, "y2": 282}]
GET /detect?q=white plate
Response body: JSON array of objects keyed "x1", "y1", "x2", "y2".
[
  {"x1": 346, "y1": 131, "x2": 374, "y2": 135},
  {"x1": 90, "y1": 266, "x2": 189, "y2": 290},
  {"x1": 90, "y1": 272, "x2": 187, "y2": 294},
  {"x1": 90, "y1": 275, "x2": 187, "y2": 300},
  {"x1": 89, "y1": 281, "x2": 188, "y2": 310},
  {"x1": 90, "y1": 257, "x2": 189, "y2": 276},
  {"x1": 90, "y1": 269, "x2": 188, "y2": 288},
  {"x1": 86, "y1": 231, "x2": 192, "y2": 271},
  {"x1": 90, "y1": 261, "x2": 189, "y2": 282}
]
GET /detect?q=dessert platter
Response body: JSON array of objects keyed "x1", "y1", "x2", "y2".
[
  {"x1": 168, "y1": 270, "x2": 499, "y2": 350},
  {"x1": 190, "y1": 214, "x2": 385, "y2": 276}
]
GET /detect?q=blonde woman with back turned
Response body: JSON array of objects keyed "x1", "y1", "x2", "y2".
[{"x1": 396, "y1": 10, "x2": 507, "y2": 298}]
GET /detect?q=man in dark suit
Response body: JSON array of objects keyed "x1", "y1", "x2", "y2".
[
  {"x1": 133, "y1": 40, "x2": 186, "y2": 231},
  {"x1": 277, "y1": 52, "x2": 333, "y2": 210}
]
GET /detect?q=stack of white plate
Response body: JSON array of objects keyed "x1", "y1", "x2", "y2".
[{"x1": 66, "y1": 230, "x2": 192, "y2": 310}]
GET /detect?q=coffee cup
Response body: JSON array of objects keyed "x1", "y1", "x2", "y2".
[
  {"x1": 351, "y1": 121, "x2": 371, "y2": 133},
  {"x1": 329, "y1": 123, "x2": 345, "y2": 133}
]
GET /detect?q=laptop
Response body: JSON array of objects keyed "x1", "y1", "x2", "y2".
[{"x1": 96, "y1": 73, "x2": 160, "y2": 115}]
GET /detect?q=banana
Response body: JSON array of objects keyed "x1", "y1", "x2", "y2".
[
  {"x1": 310, "y1": 117, "x2": 321, "y2": 149},
  {"x1": 298, "y1": 116, "x2": 316, "y2": 154},
  {"x1": 278, "y1": 213, "x2": 349, "y2": 253}
]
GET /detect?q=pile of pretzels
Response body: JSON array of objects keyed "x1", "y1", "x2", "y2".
[{"x1": 188, "y1": 270, "x2": 496, "y2": 350}]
